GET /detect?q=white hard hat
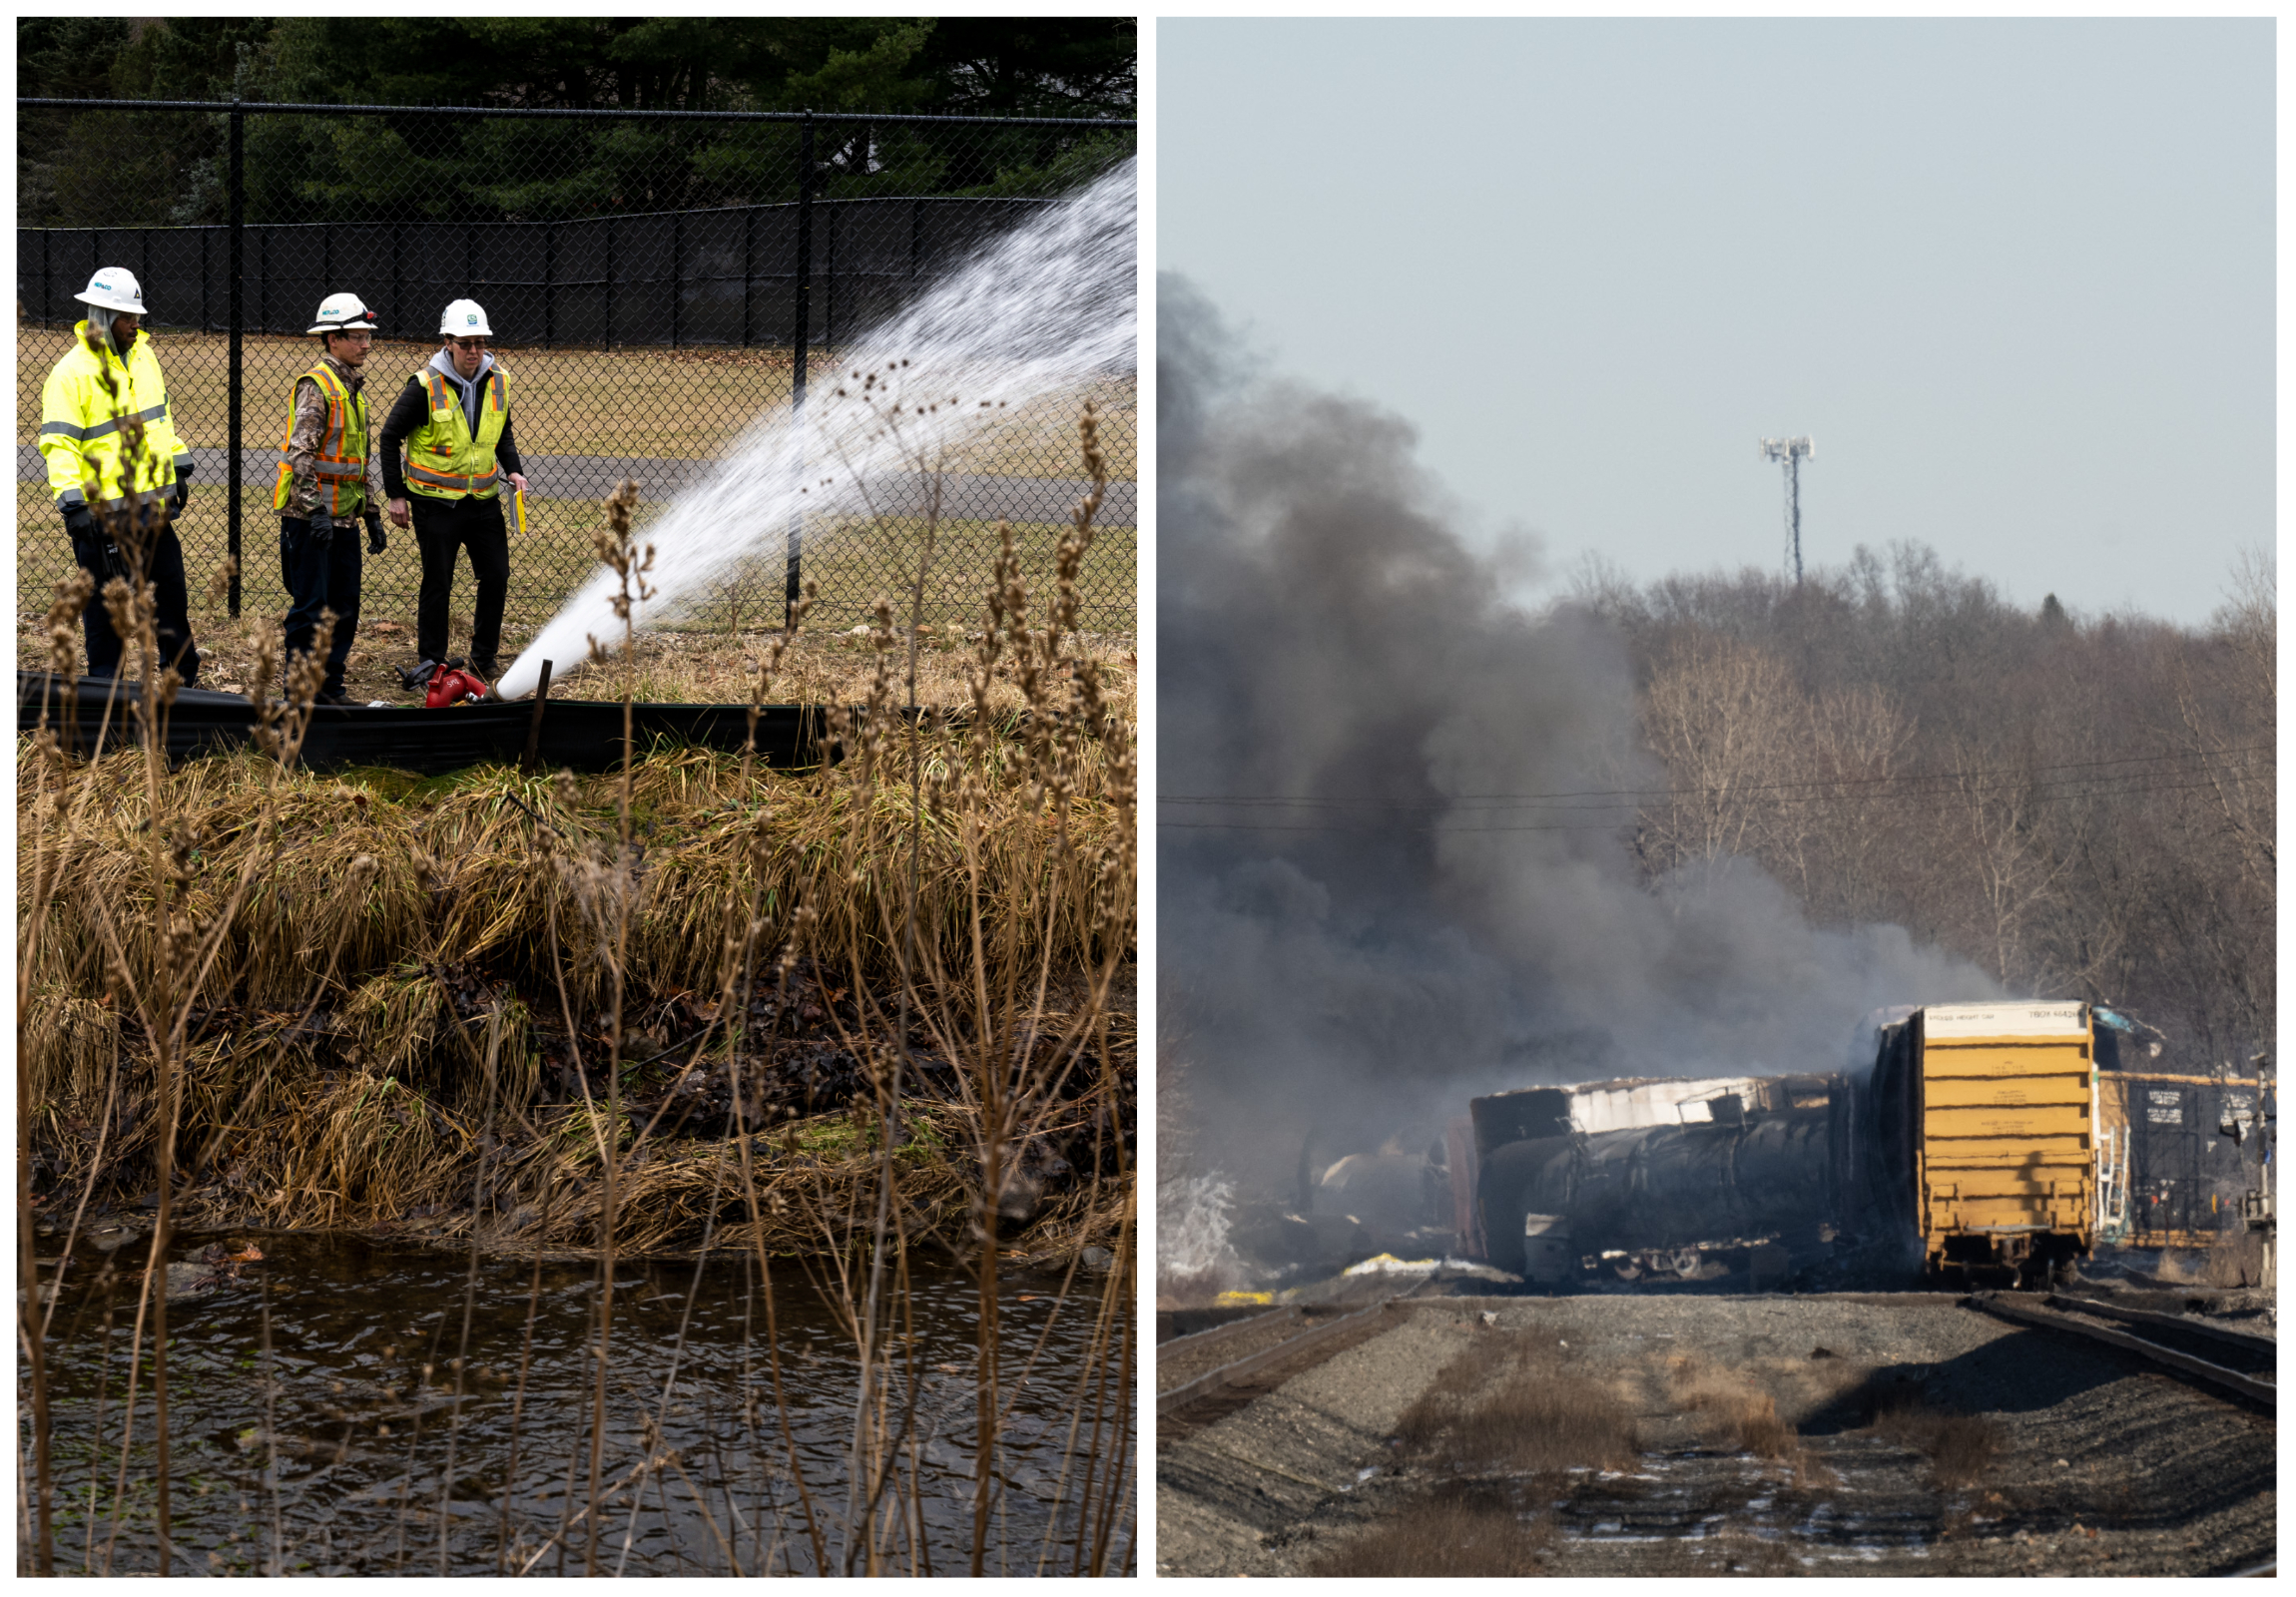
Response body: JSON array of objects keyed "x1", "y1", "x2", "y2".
[
  {"x1": 440, "y1": 298, "x2": 493, "y2": 337},
  {"x1": 308, "y1": 291, "x2": 377, "y2": 335},
  {"x1": 76, "y1": 267, "x2": 147, "y2": 315}
]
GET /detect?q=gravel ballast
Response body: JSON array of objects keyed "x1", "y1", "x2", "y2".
[{"x1": 1155, "y1": 1292, "x2": 2274, "y2": 1577}]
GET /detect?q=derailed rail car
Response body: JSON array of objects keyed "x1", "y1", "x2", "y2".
[
  {"x1": 1478, "y1": 1109, "x2": 1835, "y2": 1285},
  {"x1": 1461, "y1": 1002, "x2": 2266, "y2": 1290},
  {"x1": 1466, "y1": 1074, "x2": 1840, "y2": 1285},
  {"x1": 1845, "y1": 1001, "x2": 2099, "y2": 1286},
  {"x1": 2094, "y1": 1060, "x2": 2272, "y2": 1269}
]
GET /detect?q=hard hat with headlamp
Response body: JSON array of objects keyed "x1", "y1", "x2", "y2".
[{"x1": 308, "y1": 291, "x2": 377, "y2": 335}]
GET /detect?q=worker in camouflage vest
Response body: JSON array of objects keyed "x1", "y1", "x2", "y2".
[{"x1": 276, "y1": 292, "x2": 386, "y2": 706}]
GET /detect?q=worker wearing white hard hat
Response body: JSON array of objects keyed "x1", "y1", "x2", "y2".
[
  {"x1": 378, "y1": 297, "x2": 529, "y2": 686},
  {"x1": 271, "y1": 291, "x2": 387, "y2": 705},
  {"x1": 36, "y1": 266, "x2": 201, "y2": 684}
]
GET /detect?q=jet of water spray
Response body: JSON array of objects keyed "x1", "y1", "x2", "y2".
[{"x1": 497, "y1": 159, "x2": 1137, "y2": 701}]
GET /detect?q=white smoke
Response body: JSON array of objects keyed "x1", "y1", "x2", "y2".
[{"x1": 1156, "y1": 1172, "x2": 1245, "y2": 1293}]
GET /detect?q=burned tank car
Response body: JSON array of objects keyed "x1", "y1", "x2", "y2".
[{"x1": 1469, "y1": 1077, "x2": 1840, "y2": 1285}]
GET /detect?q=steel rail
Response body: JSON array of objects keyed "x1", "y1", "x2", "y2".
[
  {"x1": 1157, "y1": 1292, "x2": 1426, "y2": 1418},
  {"x1": 2045, "y1": 1294, "x2": 2278, "y2": 1360},
  {"x1": 1969, "y1": 1293, "x2": 2275, "y2": 1411},
  {"x1": 1156, "y1": 1304, "x2": 1300, "y2": 1360}
]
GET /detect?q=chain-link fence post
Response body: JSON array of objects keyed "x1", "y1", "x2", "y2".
[{"x1": 227, "y1": 96, "x2": 245, "y2": 617}]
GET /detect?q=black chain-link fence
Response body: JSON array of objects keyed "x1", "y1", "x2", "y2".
[{"x1": 17, "y1": 99, "x2": 1136, "y2": 656}]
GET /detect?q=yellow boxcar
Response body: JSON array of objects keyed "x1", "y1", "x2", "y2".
[{"x1": 1874, "y1": 1001, "x2": 2095, "y2": 1285}]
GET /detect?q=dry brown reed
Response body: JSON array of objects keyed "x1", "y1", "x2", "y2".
[
  {"x1": 20, "y1": 733, "x2": 1125, "y2": 1024},
  {"x1": 18, "y1": 737, "x2": 1132, "y2": 1260}
]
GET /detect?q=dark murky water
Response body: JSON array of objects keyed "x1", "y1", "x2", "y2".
[{"x1": 21, "y1": 1235, "x2": 1133, "y2": 1576}]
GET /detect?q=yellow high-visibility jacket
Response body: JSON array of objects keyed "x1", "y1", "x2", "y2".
[
  {"x1": 402, "y1": 363, "x2": 508, "y2": 500},
  {"x1": 38, "y1": 320, "x2": 190, "y2": 511},
  {"x1": 273, "y1": 359, "x2": 371, "y2": 517}
]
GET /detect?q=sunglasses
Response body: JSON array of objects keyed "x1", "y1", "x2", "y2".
[{"x1": 447, "y1": 338, "x2": 489, "y2": 351}]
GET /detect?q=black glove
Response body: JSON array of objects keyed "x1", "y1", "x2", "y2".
[
  {"x1": 364, "y1": 510, "x2": 386, "y2": 554},
  {"x1": 308, "y1": 506, "x2": 334, "y2": 541},
  {"x1": 65, "y1": 504, "x2": 133, "y2": 578},
  {"x1": 169, "y1": 481, "x2": 191, "y2": 518}
]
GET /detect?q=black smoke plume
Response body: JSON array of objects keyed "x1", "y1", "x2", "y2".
[{"x1": 1158, "y1": 277, "x2": 1996, "y2": 1197}]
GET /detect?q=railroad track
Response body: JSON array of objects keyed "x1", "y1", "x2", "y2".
[
  {"x1": 1157, "y1": 1287, "x2": 1434, "y2": 1422},
  {"x1": 1970, "y1": 1291, "x2": 2276, "y2": 1411}
]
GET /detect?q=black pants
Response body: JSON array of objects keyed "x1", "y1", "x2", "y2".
[
  {"x1": 409, "y1": 492, "x2": 509, "y2": 667},
  {"x1": 280, "y1": 517, "x2": 362, "y2": 696},
  {"x1": 68, "y1": 509, "x2": 200, "y2": 686}
]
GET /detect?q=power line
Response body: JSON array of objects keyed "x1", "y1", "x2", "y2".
[
  {"x1": 1158, "y1": 766, "x2": 2269, "y2": 834},
  {"x1": 1160, "y1": 743, "x2": 2274, "y2": 813}
]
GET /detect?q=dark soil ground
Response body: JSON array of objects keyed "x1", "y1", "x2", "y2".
[{"x1": 1155, "y1": 1293, "x2": 2273, "y2": 1577}]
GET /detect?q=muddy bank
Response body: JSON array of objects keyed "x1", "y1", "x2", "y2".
[{"x1": 29, "y1": 954, "x2": 1135, "y2": 1265}]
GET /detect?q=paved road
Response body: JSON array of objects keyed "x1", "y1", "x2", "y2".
[{"x1": 17, "y1": 445, "x2": 1135, "y2": 528}]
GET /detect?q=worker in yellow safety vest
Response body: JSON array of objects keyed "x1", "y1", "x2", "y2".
[
  {"x1": 379, "y1": 298, "x2": 529, "y2": 686},
  {"x1": 37, "y1": 266, "x2": 201, "y2": 684},
  {"x1": 275, "y1": 291, "x2": 387, "y2": 706}
]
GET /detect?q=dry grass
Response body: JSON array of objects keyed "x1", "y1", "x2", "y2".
[
  {"x1": 113, "y1": 1080, "x2": 1129, "y2": 1262},
  {"x1": 1307, "y1": 1483, "x2": 1554, "y2": 1578},
  {"x1": 1661, "y1": 1352, "x2": 1833, "y2": 1489},
  {"x1": 16, "y1": 329, "x2": 1138, "y2": 476},
  {"x1": 16, "y1": 586, "x2": 1132, "y2": 712},
  {"x1": 1871, "y1": 1393, "x2": 2000, "y2": 1490},
  {"x1": 544, "y1": 611, "x2": 1135, "y2": 716},
  {"x1": 1669, "y1": 1357, "x2": 1804, "y2": 1460},
  {"x1": 1396, "y1": 1329, "x2": 1641, "y2": 1477},
  {"x1": 16, "y1": 478, "x2": 1136, "y2": 653}
]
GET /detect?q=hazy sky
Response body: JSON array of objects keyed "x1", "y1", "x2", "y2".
[{"x1": 1159, "y1": 19, "x2": 2273, "y2": 626}]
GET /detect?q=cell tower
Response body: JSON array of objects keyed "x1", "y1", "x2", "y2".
[{"x1": 1759, "y1": 435, "x2": 1815, "y2": 586}]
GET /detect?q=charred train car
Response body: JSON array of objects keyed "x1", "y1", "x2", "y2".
[
  {"x1": 1465, "y1": 1001, "x2": 2270, "y2": 1289},
  {"x1": 1462, "y1": 1074, "x2": 1841, "y2": 1286}
]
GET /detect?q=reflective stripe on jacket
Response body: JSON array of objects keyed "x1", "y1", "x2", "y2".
[
  {"x1": 401, "y1": 364, "x2": 507, "y2": 499},
  {"x1": 273, "y1": 359, "x2": 371, "y2": 516},
  {"x1": 38, "y1": 320, "x2": 190, "y2": 508}
]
